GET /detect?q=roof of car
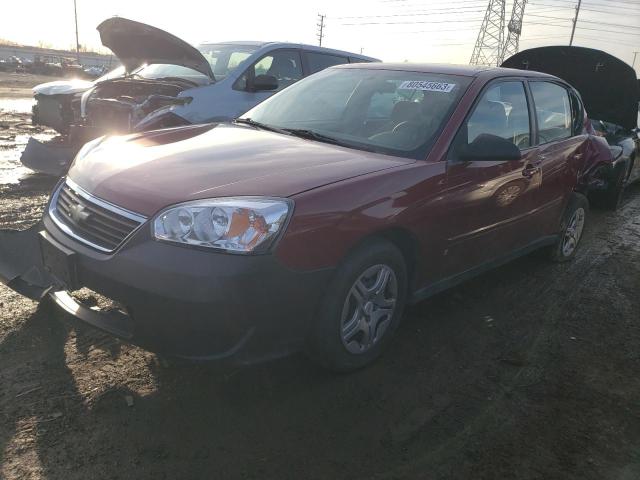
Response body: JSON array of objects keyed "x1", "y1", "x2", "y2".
[
  {"x1": 334, "y1": 62, "x2": 558, "y2": 78},
  {"x1": 197, "y1": 41, "x2": 379, "y2": 61}
]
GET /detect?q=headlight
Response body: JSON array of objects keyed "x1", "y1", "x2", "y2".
[{"x1": 153, "y1": 197, "x2": 292, "y2": 253}]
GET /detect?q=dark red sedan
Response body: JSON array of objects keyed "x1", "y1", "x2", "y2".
[{"x1": 0, "y1": 63, "x2": 609, "y2": 370}]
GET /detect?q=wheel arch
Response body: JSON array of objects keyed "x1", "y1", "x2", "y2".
[{"x1": 340, "y1": 226, "x2": 421, "y2": 294}]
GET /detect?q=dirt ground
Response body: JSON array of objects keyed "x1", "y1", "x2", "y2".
[
  {"x1": 0, "y1": 72, "x2": 65, "y2": 98},
  {"x1": 1, "y1": 75, "x2": 640, "y2": 480}
]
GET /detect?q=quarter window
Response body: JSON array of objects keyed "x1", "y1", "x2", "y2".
[
  {"x1": 305, "y1": 52, "x2": 349, "y2": 74},
  {"x1": 464, "y1": 81, "x2": 531, "y2": 149},
  {"x1": 530, "y1": 82, "x2": 572, "y2": 143},
  {"x1": 569, "y1": 90, "x2": 584, "y2": 135}
]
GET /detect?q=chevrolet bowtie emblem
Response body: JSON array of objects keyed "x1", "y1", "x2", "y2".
[{"x1": 68, "y1": 203, "x2": 91, "y2": 224}]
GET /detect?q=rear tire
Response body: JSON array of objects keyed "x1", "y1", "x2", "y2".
[
  {"x1": 307, "y1": 239, "x2": 408, "y2": 372},
  {"x1": 548, "y1": 193, "x2": 589, "y2": 263}
]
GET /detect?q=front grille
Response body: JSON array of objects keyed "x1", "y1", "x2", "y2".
[{"x1": 51, "y1": 180, "x2": 147, "y2": 252}]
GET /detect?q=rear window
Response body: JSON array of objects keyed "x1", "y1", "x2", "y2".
[{"x1": 305, "y1": 52, "x2": 349, "y2": 74}]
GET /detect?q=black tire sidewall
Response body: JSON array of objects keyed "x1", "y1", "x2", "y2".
[{"x1": 308, "y1": 239, "x2": 408, "y2": 372}]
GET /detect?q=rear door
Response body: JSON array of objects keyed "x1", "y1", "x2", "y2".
[
  {"x1": 527, "y1": 80, "x2": 586, "y2": 235},
  {"x1": 443, "y1": 79, "x2": 542, "y2": 277}
]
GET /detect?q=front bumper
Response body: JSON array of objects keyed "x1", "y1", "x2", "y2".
[{"x1": 1, "y1": 214, "x2": 333, "y2": 363}]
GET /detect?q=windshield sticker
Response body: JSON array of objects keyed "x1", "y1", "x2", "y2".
[{"x1": 399, "y1": 81, "x2": 456, "y2": 93}]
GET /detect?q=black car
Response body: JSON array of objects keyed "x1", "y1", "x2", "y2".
[{"x1": 503, "y1": 46, "x2": 640, "y2": 209}]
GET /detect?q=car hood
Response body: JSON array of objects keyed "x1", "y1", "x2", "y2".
[
  {"x1": 97, "y1": 17, "x2": 215, "y2": 80},
  {"x1": 33, "y1": 79, "x2": 94, "y2": 96},
  {"x1": 67, "y1": 124, "x2": 413, "y2": 217},
  {"x1": 502, "y1": 46, "x2": 640, "y2": 130}
]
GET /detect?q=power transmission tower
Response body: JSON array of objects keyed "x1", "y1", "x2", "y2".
[
  {"x1": 569, "y1": 0, "x2": 582, "y2": 46},
  {"x1": 317, "y1": 14, "x2": 326, "y2": 47},
  {"x1": 500, "y1": 0, "x2": 527, "y2": 64},
  {"x1": 470, "y1": 0, "x2": 506, "y2": 66}
]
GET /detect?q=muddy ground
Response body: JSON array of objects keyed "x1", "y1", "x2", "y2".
[
  {"x1": 1, "y1": 74, "x2": 640, "y2": 480},
  {"x1": 0, "y1": 72, "x2": 63, "y2": 98}
]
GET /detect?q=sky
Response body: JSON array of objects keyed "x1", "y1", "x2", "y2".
[{"x1": 1, "y1": 0, "x2": 638, "y2": 74}]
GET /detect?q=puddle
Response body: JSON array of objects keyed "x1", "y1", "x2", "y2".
[
  {"x1": 0, "y1": 99, "x2": 55, "y2": 184},
  {"x1": 0, "y1": 98, "x2": 33, "y2": 114}
]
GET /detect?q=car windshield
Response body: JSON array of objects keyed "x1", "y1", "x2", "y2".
[
  {"x1": 244, "y1": 68, "x2": 472, "y2": 159},
  {"x1": 132, "y1": 44, "x2": 260, "y2": 84},
  {"x1": 94, "y1": 66, "x2": 126, "y2": 83},
  {"x1": 198, "y1": 43, "x2": 260, "y2": 80},
  {"x1": 134, "y1": 64, "x2": 212, "y2": 85}
]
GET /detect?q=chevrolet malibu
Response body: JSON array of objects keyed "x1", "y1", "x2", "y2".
[{"x1": 0, "y1": 64, "x2": 610, "y2": 371}]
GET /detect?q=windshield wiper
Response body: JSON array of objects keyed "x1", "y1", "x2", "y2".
[
  {"x1": 282, "y1": 128, "x2": 344, "y2": 146},
  {"x1": 234, "y1": 118, "x2": 290, "y2": 134}
]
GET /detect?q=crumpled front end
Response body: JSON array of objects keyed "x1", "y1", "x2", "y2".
[{"x1": 0, "y1": 224, "x2": 55, "y2": 300}]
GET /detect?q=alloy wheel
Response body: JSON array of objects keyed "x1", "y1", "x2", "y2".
[
  {"x1": 562, "y1": 207, "x2": 585, "y2": 257},
  {"x1": 340, "y1": 264, "x2": 398, "y2": 354}
]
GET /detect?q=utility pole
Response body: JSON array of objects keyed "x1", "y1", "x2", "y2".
[
  {"x1": 317, "y1": 14, "x2": 326, "y2": 47},
  {"x1": 569, "y1": 0, "x2": 582, "y2": 46},
  {"x1": 633, "y1": 51, "x2": 639, "y2": 68},
  {"x1": 73, "y1": 0, "x2": 80, "y2": 62}
]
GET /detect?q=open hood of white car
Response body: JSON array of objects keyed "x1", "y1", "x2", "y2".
[{"x1": 97, "y1": 17, "x2": 215, "y2": 80}]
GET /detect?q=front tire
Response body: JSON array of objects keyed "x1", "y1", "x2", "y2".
[
  {"x1": 548, "y1": 192, "x2": 589, "y2": 263},
  {"x1": 307, "y1": 239, "x2": 408, "y2": 372}
]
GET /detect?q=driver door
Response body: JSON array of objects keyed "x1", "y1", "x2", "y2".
[
  {"x1": 232, "y1": 49, "x2": 304, "y2": 115},
  {"x1": 442, "y1": 80, "x2": 543, "y2": 277}
]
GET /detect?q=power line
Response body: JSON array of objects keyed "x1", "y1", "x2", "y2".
[{"x1": 527, "y1": 13, "x2": 640, "y2": 30}]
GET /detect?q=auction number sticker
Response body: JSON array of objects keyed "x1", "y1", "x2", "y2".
[{"x1": 399, "y1": 81, "x2": 456, "y2": 93}]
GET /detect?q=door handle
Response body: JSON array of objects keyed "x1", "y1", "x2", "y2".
[{"x1": 522, "y1": 163, "x2": 541, "y2": 178}]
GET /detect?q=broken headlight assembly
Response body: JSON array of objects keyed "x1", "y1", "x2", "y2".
[{"x1": 153, "y1": 198, "x2": 292, "y2": 254}]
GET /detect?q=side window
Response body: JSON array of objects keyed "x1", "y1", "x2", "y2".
[
  {"x1": 530, "y1": 81, "x2": 572, "y2": 143},
  {"x1": 464, "y1": 81, "x2": 531, "y2": 149},
  {"x1": 569, "y1": 90, "x2": 584, "y2": 135},
  {"x1": 234, "y1": 50, "x2": 303, "y2": 92},
  {"x1": 305, "y1": 52, "x2": 349, "y2": 74}
]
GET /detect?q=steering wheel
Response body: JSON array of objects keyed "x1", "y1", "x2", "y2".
[
  {"x1": 514, "y1": 134, "x2": 530, "y2": 149},
  {"x1": 537, "y1": 132, "x2": 552, "y2": 144},
  {"x1": 392, "y1": 120, "x2": 421, "y2": 134}
]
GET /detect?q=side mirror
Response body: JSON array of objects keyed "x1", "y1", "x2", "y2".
[
  {"x1": 251, "y1": 74, "x2": 278, "y2": 92},
  {"x1": 459, "y1": 134, "x2": 522, "y2": 162}
]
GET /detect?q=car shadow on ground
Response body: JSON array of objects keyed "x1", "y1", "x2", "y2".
[{"x1": 2, "y1": 185, "x2": 640, "y2": 480}]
